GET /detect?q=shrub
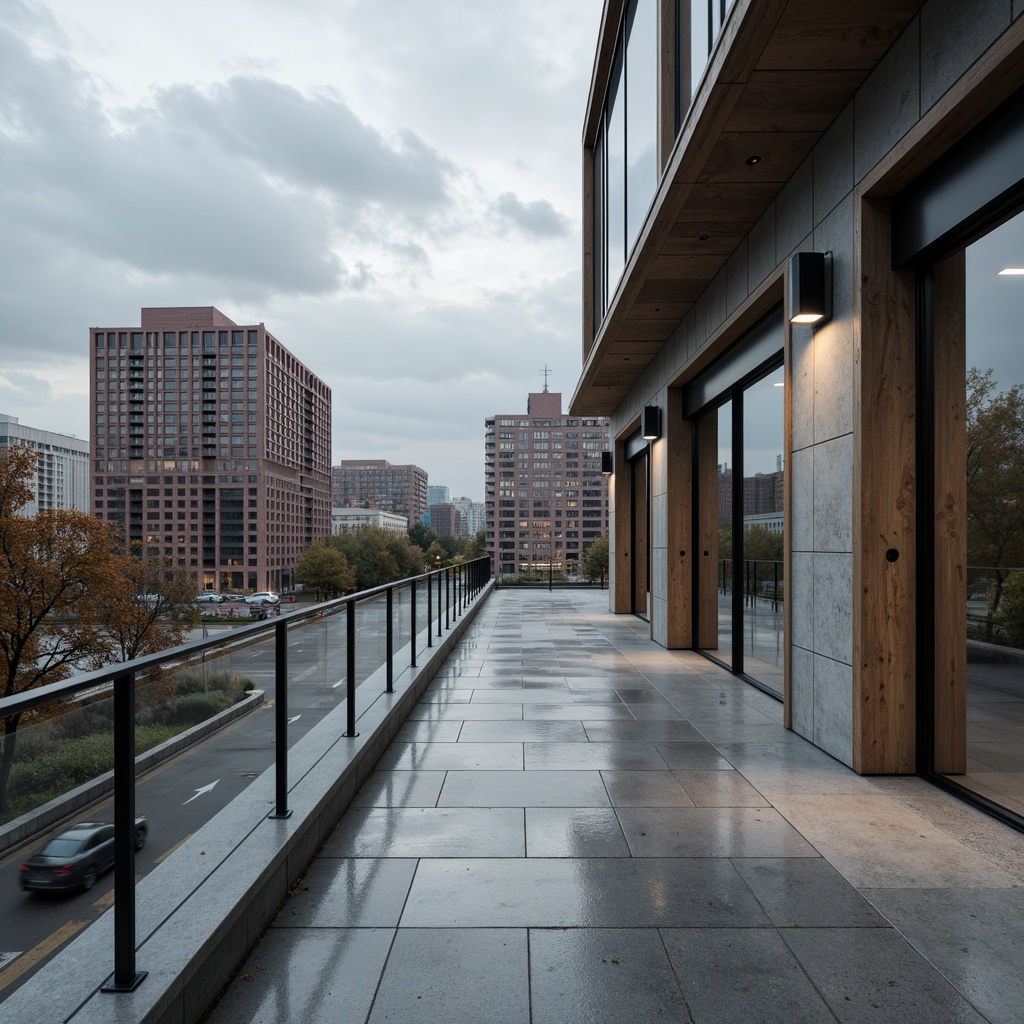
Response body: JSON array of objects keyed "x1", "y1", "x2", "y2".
[{"x1": 996, "y1": 571, "x2": 1024, "y2": 648}]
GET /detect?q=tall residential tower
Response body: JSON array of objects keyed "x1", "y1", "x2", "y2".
[
  {"x1": 89, "y1": 307, "x2": 331, "y2": 593},
  {"x1": 485, "y1": 391, "x2": 609, "y2": 577}
]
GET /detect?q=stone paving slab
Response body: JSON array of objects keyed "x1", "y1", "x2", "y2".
[{"x1": 206, "y1": 590, "x2": 1024, "y2": 1024}]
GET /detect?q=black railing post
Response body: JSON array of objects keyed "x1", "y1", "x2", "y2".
[
  {"x1": 410, "y1": 578, "x2": 418, "y2": 667},
  {"x1": 774, "y1": 561, "x2": 779, "y2": 611},
  {"x1": 344, "y1": 599, "x2": 358, "y2": 737},
  {"x1": 102, "y1": 670, "x2": 146, "y2": 993},
  {"x1": 426, "y1": 573, "x2": 433, "y2": 648},
  {"x1": 268, "y1": 618, "x2": 292, "y2": 819},
  {"x1": 437, "y1": 571, "x2": 443, "y2": 637},
  {"x1": 386, "y1": 586, "x2": 394, "y2": 693},
  {"x1": 445, "y1": 569, "x2": 450, "y2": 629}
]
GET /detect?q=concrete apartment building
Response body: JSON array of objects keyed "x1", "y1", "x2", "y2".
[
  {"x1": 575, "y1": 0, "x2": 1024, "y2": 824},
  {"x1": 485, "y1": 390, "x2": 610, "y2": 577},
  {"x1": 89, "y1": 307, "x2": 331, "y2": 594},
  {"x1": 0, "y1": 413, "x2": 90, "y2": 515},
  {"x1": 427, "y1": 502, "x2": 460, "y2": 537},
  {"x1": 455, "y1": 496, "x2": 486, "y2": 537},
  {"x1": 331, "y1": 507, "x2": 408, "y2": 535},
  {"x1": 331, "y1": 459, "x2": 428, "y2": 525}
]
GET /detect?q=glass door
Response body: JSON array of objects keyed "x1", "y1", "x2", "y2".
[{"x1": 631, "y1": 448, "x2": 650, "y2": 618}]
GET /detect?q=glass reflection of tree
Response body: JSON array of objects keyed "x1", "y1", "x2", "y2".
[{"x1": 966, "y1": 367, "x2": 1024, "y2": 638}]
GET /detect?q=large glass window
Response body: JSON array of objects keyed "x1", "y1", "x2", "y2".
[
  {"x1": 943, "y1": 207, "x2": 1024, "y2": 817},
  {"x1": 593, "y1": 0, "x2": 658, "y2": 323},
  {"x1": 689, "y1": 310, "x2": 784, "y2": 696}
]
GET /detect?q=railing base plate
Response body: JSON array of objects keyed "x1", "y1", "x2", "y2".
[
  {"x1": 101, "y1": 971, "x2": 148, "y2": 993},
  {"x1": 267, "y1": 809, "x2": 293, "y2": 819}
]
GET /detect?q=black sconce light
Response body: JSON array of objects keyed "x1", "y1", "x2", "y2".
[
  {"x1": 788, "y1": 251, "x2": 832, "y2": 325},
  {"x1": 601, "y1": 450, "x2": 613, "y2": 475},
  {"x1": 641, "y1": 405, "x2": 662, "y2": 441}
]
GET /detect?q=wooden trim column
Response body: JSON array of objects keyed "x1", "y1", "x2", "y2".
[
  {"x1": 933, "y1": 250, "x2": 967, "y2": 774},
  {"x1": 613, "y1": 435, "x2": 633, "y2": 613},
  {"x1": 696, "y1": 408, "x2": 719, "y2": 649},
  {"x1": 666, "y1": 388, "x2": 693, "y2": 646},
  {"x1": 852, "y1": 196, "x2": 917, "y2": 773}
]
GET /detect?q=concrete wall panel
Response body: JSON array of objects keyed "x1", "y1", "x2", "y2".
[
  {"x1": 921, "y1": 0, "x2": 1011, "y2": 113},
  {"x1": 813, "y1": 434, "x2": 853, "y2": 554},
  {"x1": 853, "y1": 15, "x2": 921, "y2": 183}
]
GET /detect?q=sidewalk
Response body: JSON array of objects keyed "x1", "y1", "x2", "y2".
[{"x1": 207, "y1": 589, "x2": 1024, "y2": 1024}]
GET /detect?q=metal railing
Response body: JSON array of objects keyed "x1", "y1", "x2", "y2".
[
  {"x1": 718, "y1": 558, "x2": 784, "y2": 612},
  {"x1": 0, "y1": 556, "x2": 491, "y2": 992}
]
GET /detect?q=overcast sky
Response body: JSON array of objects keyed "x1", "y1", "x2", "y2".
[{"x1": 0, "y1": 0, "x2": 603, "y2": 500}]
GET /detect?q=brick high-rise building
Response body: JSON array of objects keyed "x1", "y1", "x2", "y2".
[
  {"x1": 331, "y1": 460, "x2": 427, "y2": 525},
  {"x1": 485, "y1": 391, "x2": 610, "y2": 576},
  {"x1": 89, "y1": 307, "x2": 331, "y2": 594}
]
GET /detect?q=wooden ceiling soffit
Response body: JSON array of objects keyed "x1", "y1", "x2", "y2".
[
  {"x1": 636, "y1": 279, "x2": 706, "y2": 304},
  {"x1": 755, "y1": 0, "x2": 924, "y2": 71},
  {"x1": 726, "y1": 69, "x2": 868, "y2": 131},
  {"x1": 615, "y1": 320, "x2": 677, "y2": 342},
  {"x1": 698, "y1": 130, "x2": 821, "y2": 184},
  {"x1": 628, "y1": 301, "x2": 693, "y2": 321}
]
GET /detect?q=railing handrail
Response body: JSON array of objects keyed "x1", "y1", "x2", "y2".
[
  {"x1": 0, "y1": 554, "x2": 492, "y2": 992},
  {"x1": 0, "y1": 557, "x2": 490, "y2": 721}
]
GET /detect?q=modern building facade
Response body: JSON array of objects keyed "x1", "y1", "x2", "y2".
[
  {"x1": 575, "y1": 0, "x2": 1024, "y2": 825},
  {"x1": 331, "y1": 507, "x2": 408, "y2": 535},
  {"x1": 0, "y1": 413, "x2": 90, "y2": 515},
  {"x1": 426, "y1": 484, "x2": 450, "y2": 506},
  {"x1": 90, "y1": 307, "x2": 331, "y2": 593},
  {"x1": 485, "y1": 391, "x2": 610, "y2": 577},
  {"x1": 331, "y1": 460, "x2": 428, "y2": 525},
  {"x1": 427, "y1": 503, "x2": 459, "y2": 538}
]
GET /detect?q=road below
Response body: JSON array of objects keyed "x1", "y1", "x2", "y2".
[{"x1": 0, "y1": 598, "x2": 411, "y2": 999}]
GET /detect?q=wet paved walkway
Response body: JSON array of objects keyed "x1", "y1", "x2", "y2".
[{"x1": 208, "y1": 589, "x2": 1024, "y2": 1024}]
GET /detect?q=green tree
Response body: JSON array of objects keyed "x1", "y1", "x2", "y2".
[
  {"x1": 295, "y1": 541, "x2": 357, "y2": 599},
  {"x1": 408, "y1": 522, "x2": 436, "y2": 552},
  {"x1": 328, "y1": 527, "x2": 425, "y2": 590},
  {"x1": 966, "y1": 367, "x2": 1024, "y2": 612},
  {"x1": 462, "y1": 531, "x2": 486, "y2": 561},
  {"x1": 583, "y1": 536, "x2": 609, "y2": 583}
]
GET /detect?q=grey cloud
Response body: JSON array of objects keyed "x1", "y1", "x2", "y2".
[
  {"x1": 156, "y1": 77, "x2": 454, "y2": 210},
  {"x1": 494, "y1": 192, "x2": 569, "y2": 237}
]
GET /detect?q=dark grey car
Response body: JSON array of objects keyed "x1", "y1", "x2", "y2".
[{"x1": 19, "y1": 818, "x2": 148, "y2": 894}]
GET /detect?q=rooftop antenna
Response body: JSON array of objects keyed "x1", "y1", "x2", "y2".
[{"x1": 540, "y1": 364, "x2": 552, "y2": 393}]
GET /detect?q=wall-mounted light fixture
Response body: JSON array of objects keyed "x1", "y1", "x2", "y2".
[
  {"x1": 789, "y1": 251, "x2": 832, "y2": 325},
  {"x1": 601, "y1": 450, "x2": 613, "y2": 475},
  {"x1": 641, "y1": 406, "x2": 662, "y2": 441}
]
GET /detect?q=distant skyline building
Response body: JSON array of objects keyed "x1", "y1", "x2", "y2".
[
  {"x1": 331, "y1": 507, "x2": 408, "y2": 535},
  {"x1": 331, "y1": 460, "x2": 427, "y2": 524},
  {"x1": 485, "y1": 391, "x2": 610, "y2": 576},
  {"x1": 89, "y1": 307, "x2": 331, "y2": 593},
  {"x1": 0, "y1": 413, "x2": 90, "y2": 516},
  {"x1": 426, "y1": 484, "x2": 450, "y2": 506},
  {"x1": 454, "y1": 496, "x2": 485, "y2": 537},
  {"x1": 428, "y1": 503, "x2": 459, "y2": 537}
]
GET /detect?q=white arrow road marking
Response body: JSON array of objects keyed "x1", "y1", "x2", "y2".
[
  {"x1": 332, "y1": 678, "x2": 346, "y2": 688},
  {"x1": 183, "y1": 781, "x2": 220, "y2": 805},
  {"x1": 0, "y1": 952, "x2": 22, "y2": 971},
  {"x1": 288, "y1": 715, "x2": 302, "y2": 724}
]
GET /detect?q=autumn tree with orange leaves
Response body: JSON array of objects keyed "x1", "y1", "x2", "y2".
[{"x1": 0, "y1": 447, "x2": 199, "y2": 813}]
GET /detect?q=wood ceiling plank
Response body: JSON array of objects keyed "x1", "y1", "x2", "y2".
[
  {"x1": 625, "y1": 302, "x2": 694, "y2": 321},
  {"x1": 698, "y1": 130, "x2": 820, "y2": 184},
  {"x1": 635, "y1": 279, "x2": 710, "y2": 303},
  {"x1": 674, "y1": 180, "x2": 779, "y2": 222},
  {"x1": 726, "y1": 69, "x2": 866, "y2": 132},
  {"x1": 756, "y1": 0, "x2": 923, "y2": 71},
  {"x1": 647, "y1": 253, "x2": 728, "y2": 279}
]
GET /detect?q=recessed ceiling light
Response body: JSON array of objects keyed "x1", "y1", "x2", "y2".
[
  {"x1": 699, "y1": 233, "x2": 710, "y2": 241},
  {"x1": 745, "y1": 155, "x2": 762, "y2": 166},
  {"x1": 998, "y1": 268, "x2": 1024, "y2": 275},
  {"x1": 773, "y1": 382, "x2": 784, "y2": 387}
]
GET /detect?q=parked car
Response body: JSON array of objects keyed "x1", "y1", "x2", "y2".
[
  {"x1": 20, "y1": 818, "x2": 148, "y2": 893},
  {"x1": 221, "y1": 592, "x2": 246, "y2": 603},
  {"x1": 245, "y1": 592, "x2": 280, "y2": 605},
  {"x1": 196, "y1": 592, "x2": 224, "y2": 604}
]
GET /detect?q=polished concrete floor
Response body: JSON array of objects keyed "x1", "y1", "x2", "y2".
[{"x1": 208, "y1": 589, "x2": 1024, "y2": 1024}]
